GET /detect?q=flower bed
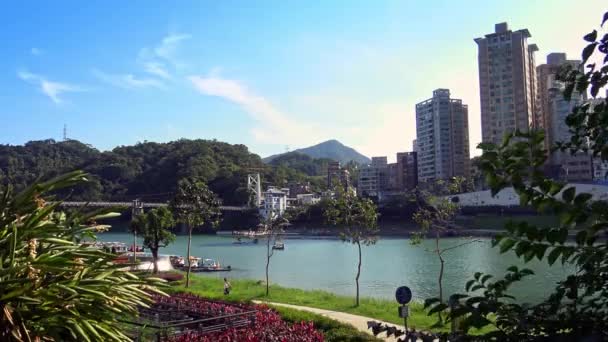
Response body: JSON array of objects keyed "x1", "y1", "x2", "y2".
[{"x1": 150, "y1": 293, "x2": 324, "y2": 342}]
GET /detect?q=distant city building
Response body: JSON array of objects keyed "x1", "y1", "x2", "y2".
[
  {"x1": 412, "y1": 139, "x2": 418, "y2": 153},
  {"x1": 327, "y1": 161, "x2": 350, "y2": 189},
  {"x1": 358, "y1": 163, "x2": 382, "y2": 198},
  {"x1": 259, "y1": 188, "x2": 287, "y2": 219},
  {"x1": 594, "y1": 160, "x2": 608, "y2": 181},
  {"x1": 357, "y1": 152, "x2": 418, "y2": 198},
  {"x1": 287, "y1": 181, "x2": 311, "y2": 198},
  {"x1": 536, "y1": 53, "x2": 593, "y2": 182},
  {"x1": 537, "y1": 53, "x2": 581, "y2": 151},
  {"x1": 296, "y1": 193, "x2": 321, "y2": 206},
  {"x1": 327, "y1": 161, "x2": 341, "y2": 188},
  {"x1": 415, "y1": 89, "x2": 470, "y2": 183},
  {"x1": 475, "y1": 22, "x2": 538, "y2": 145},
  {"x1": 395, "y1": 152, "x2": 418, "y2": 190}
]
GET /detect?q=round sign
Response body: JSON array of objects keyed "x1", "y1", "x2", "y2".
[{"x1": 395, "y1": 286, "x2": 412, "y2": 304}]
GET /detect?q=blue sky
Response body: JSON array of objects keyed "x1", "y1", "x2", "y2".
[{"x1": 1, "y1": 0, "x2": 603, "y2": 160}]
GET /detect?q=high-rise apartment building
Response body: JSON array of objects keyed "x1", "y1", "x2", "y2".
[
  {"x1": 415, "y1": 89, "x2": 470, "y2": 183},
  {"x1": 536, "y1": 53, "x2": 593, "y2": 181},
  {"x1": 536, "y1": 53, "x2": 581, "y2": 150},
  {"x1": 475, "y1": 22, "x2": 538, "y2": 145}
]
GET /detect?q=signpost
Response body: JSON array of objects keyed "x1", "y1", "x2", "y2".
[{"x1": 395, "y1": 286, "x2": 412, "y2": 334}]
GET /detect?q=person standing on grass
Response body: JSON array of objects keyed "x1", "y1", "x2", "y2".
[{"x1": 224, "y1": 277, "x2": 232, "y2": 295}]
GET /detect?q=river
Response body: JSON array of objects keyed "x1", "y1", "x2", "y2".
[{"x1": 97, "y1": 231, "x2": 572, "y2": 304}]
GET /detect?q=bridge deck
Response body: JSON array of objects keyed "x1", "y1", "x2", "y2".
[{"x1": 58, "y1": 202, "x2": 248, "y2": 211}]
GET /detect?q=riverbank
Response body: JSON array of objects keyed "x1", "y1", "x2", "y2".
[{"x1": 175, "y1": 274, "x2": 492, "y2": 335}]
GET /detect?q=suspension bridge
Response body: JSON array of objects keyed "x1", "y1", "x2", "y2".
[
  {"x1": 56, "y1": 173, "x2": 265, "y2": 213},
  {"x1": 58, "y1": 201, "x2": 249, "y2": 212}
]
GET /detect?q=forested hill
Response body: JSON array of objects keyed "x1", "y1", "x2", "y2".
[
  {"x1": 267, "y1": 152, "x2": 334, "y2": 177},
  {"x1": 0, "y1": 139, "x2": 326, "y2": 205},
  {"x1": 263, "y1": 139, "x2": 370, "y2": 165}
]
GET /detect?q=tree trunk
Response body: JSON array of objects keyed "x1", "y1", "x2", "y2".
[
  {"x1": 151, "y1": 246, "x2": 159, "y2": 274},
  {"x1": 355, "y1": 240, "x2": 362, "y2": 307},
  {"x1": 266, "y1": 236, "x2": 271, "y2": 296},
  {"x1": 436, "y1": 233, "x2": 444, "y2": 323},
  {"x1": 186, "y1": 226, "x2": 192, "y2": 288}
]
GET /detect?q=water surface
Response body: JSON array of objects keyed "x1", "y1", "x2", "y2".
[{"x1": 97, "y1": 232, "x2": 572, "y2": 303}]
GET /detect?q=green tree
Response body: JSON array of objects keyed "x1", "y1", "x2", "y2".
[
  {"x1": 170, "y1": 179, "x2": 221, "y2": 288},
  {"x1": 324, "y1": 187, "x2": 378, "y2": 307},
  {"x1": 411, "y1": 183, "x2": 479, "y2": 323},
  {"x1": 261, "y1": 210, "x2": 289, "y2": 296},
  {"x1": 423, "y1": 12, "x2": 608, "y2": 340},
  {"x1": 132, "y1": 207, "x2": 176, "y2": 274},
  {"x1": 0, "y1": 171, "x2": 165, "y2": 341}
]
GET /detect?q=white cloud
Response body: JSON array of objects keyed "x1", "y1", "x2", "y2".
[
  {"x1": 143, "y1": 62, "x2": 171, "y2": 79},
  {"x1": 93, "y1": 69, "x2": 165, "y2": 89},
  {"x1": 30, "y1": 48, "x2": 43, "y2": 55},
  {"x1": 17, "y1": 70, "x2": 83, "y2": 103},
  {"x1": 189, "y1": 74, "x2": 323, "y2": 145},
  {"x1": 155, "y1": 33, "x2": 191, "y2": 62}
]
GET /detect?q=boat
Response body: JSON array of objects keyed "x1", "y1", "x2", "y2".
[
  {"x1": 82, "y1": 241, "x2": 128, "y2": 254},
  {"x1": 272, "y1": 241, "x2": 285, "y2": 250},
  {"x1": 191, "y1": 258, "x2": 232, "y2": 272},
  {"x1": 113, "y1": 252, "x2": 174, "y2": 272}
]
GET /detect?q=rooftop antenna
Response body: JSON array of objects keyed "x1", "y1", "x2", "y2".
[{"x1": 63, "y1": 124, "x2": 67, "y2": 141}]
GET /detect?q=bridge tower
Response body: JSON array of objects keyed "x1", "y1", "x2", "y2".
[{"x1": 247, "y1": 173, "x2": 262, "y2": 208}]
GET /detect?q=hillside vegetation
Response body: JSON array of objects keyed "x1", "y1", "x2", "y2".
[{"x1": 0, "y1": 139, "x2": 327, "y2": 204}]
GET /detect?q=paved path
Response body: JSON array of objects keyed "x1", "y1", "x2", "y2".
[{"x1": 252, "y1": 300, "x2": 405, "y2": 341}]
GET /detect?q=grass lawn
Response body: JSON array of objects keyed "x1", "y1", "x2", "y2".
[
  {"x1": 272, "y1": 305, "x2": 381, "y2": 342},
  {"x1": 172, "y1": 274, "x2": 492, "y2": 335}
]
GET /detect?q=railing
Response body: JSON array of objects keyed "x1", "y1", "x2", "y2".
[{"x1": 122, "y1": 302, "x2": 257, "y2": 341}]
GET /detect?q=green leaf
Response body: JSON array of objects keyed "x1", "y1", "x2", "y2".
[
  {"x1": 470, "y1": 284, "x2": 485, "y2": 292},
  {"x1": 480, "y1": 274, "x2": 493, "y2": 285},
  {"x1": 499, "y1": 238, "x2": 516, "y2": 253},
  {"x1": 424, "y1": 297, "x2": 441, "y2": 308},
  {"x1": 428, "y1": 303, "x2": 448, "y2": 315},
  {"x1": 562, "y1": 187, "x2": 576, "y2": 203},
  {"x1": 547, "y1": 247, "x2": 562, "y2": 266},
  {"x1": 576, "y1": 230, "x2": 587, "y2": 245},
  {"x1": 574, "y1": 193, "x2": 593, "y2": 206},
  {"x1": 465, "y1": 279, "x2": 476, "y2": 292},
  {"x1": 584, "y1": 30, "x2": 598, "y2": 42},
  {"x1": 534, "y1": 244, "x2": 549, "y2": 260},
  {"x1": 582, "y1": 42, "x2": 597, "y2": 64}
]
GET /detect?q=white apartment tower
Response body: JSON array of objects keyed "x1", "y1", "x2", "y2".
[
  {"x1": 415, "y1": 89, "x2": 470, "y2": 183},
  {"x1": 475, "y1": 22, "x2": 538, "y2": 145}
]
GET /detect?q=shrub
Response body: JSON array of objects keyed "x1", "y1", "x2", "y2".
[{"x1": 151, "y1": 293, "x2": 324, "y2": 341}]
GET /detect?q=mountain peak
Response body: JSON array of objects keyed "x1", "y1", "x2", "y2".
[{"x1": 263, "y1": 140, "x2": 370, "y2": 165}]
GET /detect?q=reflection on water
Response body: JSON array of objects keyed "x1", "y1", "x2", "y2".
[{"x1": 98, "y1": 232, "x2": 573, "y2": 303}]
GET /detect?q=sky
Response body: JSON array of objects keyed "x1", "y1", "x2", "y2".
[{"x1": 1, "y1": 0, "x2": 603, "y2": 161}]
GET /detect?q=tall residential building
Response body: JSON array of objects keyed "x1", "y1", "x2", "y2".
[
  {"x1": 415, "y1": 89, "x2": 470, "y2": 183},
  {"x1": 546, "y1": 75, "x2": 592, "y2": 181},
  {"x1": 536, "y1": 53, "x2": 581, "y2": 151},
  {"x1": 475, "y1": 22, "x2": 538, "y2": 145}
]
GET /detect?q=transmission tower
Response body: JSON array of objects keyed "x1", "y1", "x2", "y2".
[
  {"x1": 247, "y1": 173, "x2": 262, "y2": 207},
  {"x1": 63, "y1": 124, "x2": 67, "y2": 141}
]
